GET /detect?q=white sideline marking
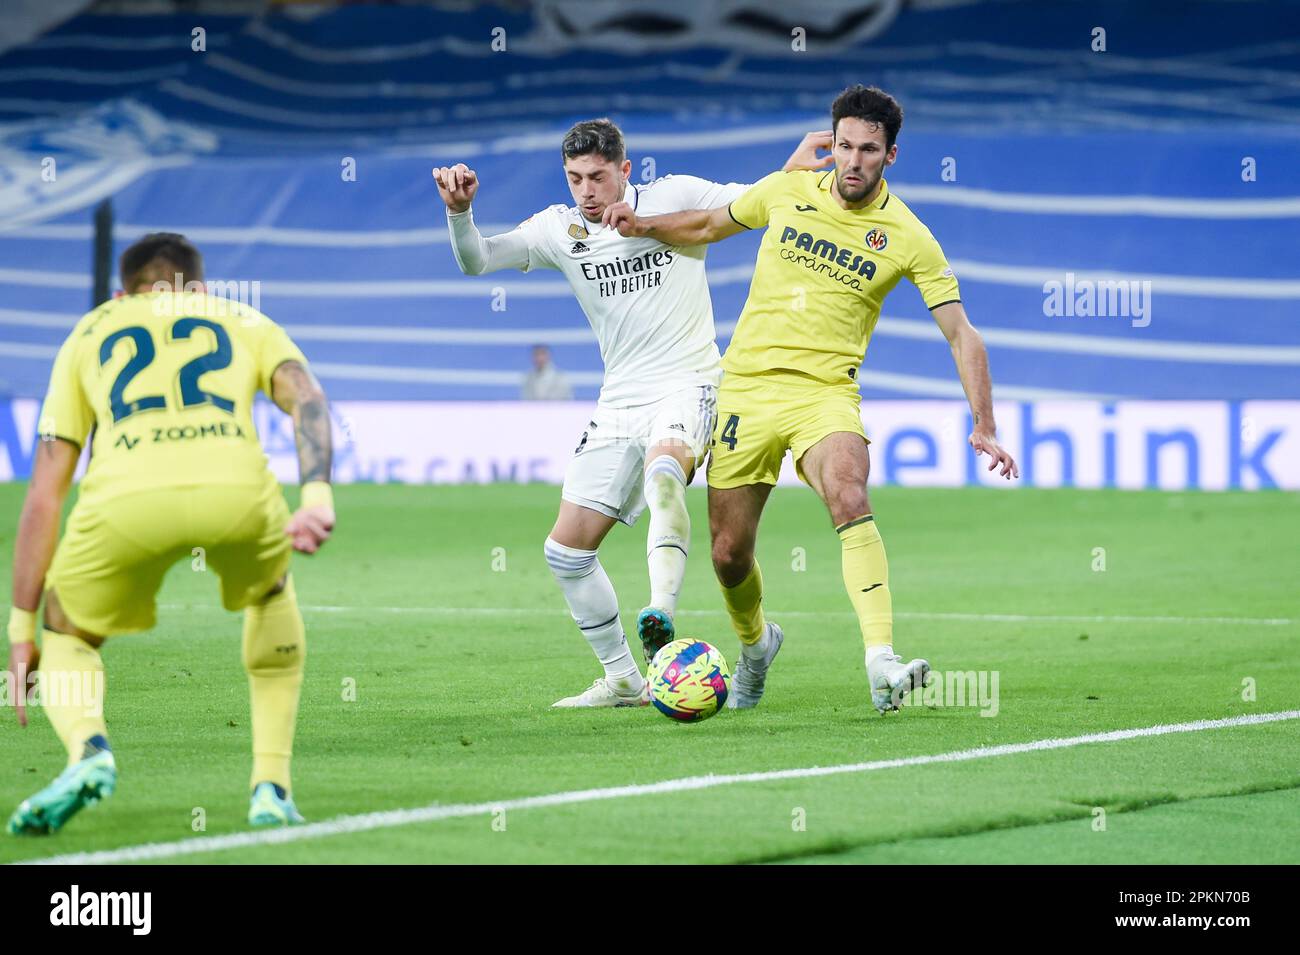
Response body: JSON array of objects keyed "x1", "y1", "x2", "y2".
[
  {"x1": 153, "y1": 603, "x2": 1298, "y2": 627},
  {"x1": 269, "y1": 605, "x2": 1292, "y2": 628},
  {"x1": 18, "y1": 710, "x2": 1300, "y2": 866}
]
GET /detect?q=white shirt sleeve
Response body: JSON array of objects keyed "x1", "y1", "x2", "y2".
[
  {"x1": 691, "y1": 178, "x2": 751, "y2": 209},
  {"x1": 652, "y1": 174, "x2": 750, "y2": 212},
  {"x1": 446, "y1": 207, "x2": 556, "y2": 274}
]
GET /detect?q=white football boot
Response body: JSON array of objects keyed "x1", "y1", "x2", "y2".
[
  {"x1": 726, "y1": 622, "x2": 784, "y2": 709},
  {"x1": 552, "y1": 677, "x2": 648, "y2": 708},
  {"x1": 867, "y1": 651, "x2": 931, "y2": 714}
]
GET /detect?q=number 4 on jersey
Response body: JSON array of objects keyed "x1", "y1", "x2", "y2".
[{"x1": 719, "y1": 414, "x2": 740, "y2": 450}]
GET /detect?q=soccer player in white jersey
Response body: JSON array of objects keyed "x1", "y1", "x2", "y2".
[{"x1": 434, "y1": 119, "x2": 824, "y2": 708}]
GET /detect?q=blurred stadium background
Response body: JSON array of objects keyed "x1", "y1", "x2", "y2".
[{"x1": 0, "y1": 0, "x2": 1297, "y2": 488}]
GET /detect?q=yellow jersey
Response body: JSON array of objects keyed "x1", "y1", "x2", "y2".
[
  {"x1": 724, "y1": 170, "x2": 960, "y2": 384},
  {"x1": 38, "y1": 291, "x2": 307, "y2": 502}
]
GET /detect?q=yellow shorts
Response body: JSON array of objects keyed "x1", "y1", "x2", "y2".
[
  {"x1": 707, "y1": 372, "x2": 868, "y2": 489},
  {"x1": 47, "y1": 479, "x2": 293, "y2": 636}
]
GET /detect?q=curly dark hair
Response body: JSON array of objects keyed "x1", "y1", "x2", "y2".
[
  {"x1": 119, "y1": 232, "x2": 203, "y2": 292},
  {"x1": 561, "y1": 118, "x2": 626, "y2": 165},
  {"x1": 831, "y1": 85, "x2": 903, "y2": 148}
]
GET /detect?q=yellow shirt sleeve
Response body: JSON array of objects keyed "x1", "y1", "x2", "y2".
[
  {"x1": 727, "y1": 170, "x2": 790, "y2": 230},
  {"x1": 908, "y1": 228, "x2": 961, "y2": 309},
  {"x1": 252, "y1": 315, "x2": 309, "y2": 399},
  {"x1": 37, "y1": 334, "x2": 94, "y2": 448}
]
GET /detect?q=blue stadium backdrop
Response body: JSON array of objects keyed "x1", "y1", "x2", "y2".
[{"x1": 0, "y1": 0, "x2": 1296, "y2": 488}]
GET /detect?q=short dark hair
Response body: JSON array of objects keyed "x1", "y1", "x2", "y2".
[
  {"x1": 119, "y1": 232, "x2": 203, "y2": 292},
  {"x1": 831, "y1": 85, "x2": 903, "y2": 149},
  {"x1": 561, "y1": 118, "x2": 626, "y2": 165}
]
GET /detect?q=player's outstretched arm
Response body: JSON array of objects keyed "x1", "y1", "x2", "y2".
[
  {"x1": 434, "y1": 163, "x2": 532, "y2": 275},
  {"x1": 931, "y1": 302, "x2": 1020, "y2": 480},
  {"x1": 603, "y1": 202, "x2": 743, "y2": 246},
  {"x1": 271, "y1": 360, "x2": 336, "y2": 553},
  {"x1": 8, "y1": 436, "x2": 79, "y2": 726}
]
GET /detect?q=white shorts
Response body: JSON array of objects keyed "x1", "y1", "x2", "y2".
[{"x1": 561, "y1": 384, "x2": 717, "y2": 526}]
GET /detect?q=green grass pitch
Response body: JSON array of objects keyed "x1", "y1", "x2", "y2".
[{"x1": 1, "y1": 482, "x2": 1297, "y2": 864}]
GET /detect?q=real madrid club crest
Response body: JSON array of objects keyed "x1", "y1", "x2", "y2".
[
  {"x1": 568, "y1": 223, "x2": 589, "y2": 240},
  {"x1": 864, "y1": 228, "x2": 888, "y2": 252}
]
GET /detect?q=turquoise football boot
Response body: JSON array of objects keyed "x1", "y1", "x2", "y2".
[
  {"x1": 636, "y1": 607, "x2": 676, "y2": 663},
  {"x1": 248, "y1": 781, "x2": 305, "y2": 826},
  {"x1": 7, "y1": 739, "x2": 116, "y2": 835}
]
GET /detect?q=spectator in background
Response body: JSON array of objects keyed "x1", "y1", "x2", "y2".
[{"x1": 522, "y1": 344, "x2": 573, "y2": 400}]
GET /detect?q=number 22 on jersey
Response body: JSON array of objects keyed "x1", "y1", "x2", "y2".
[{"x1": 100, "y1": 317, "x2": 235, "y2": 423}]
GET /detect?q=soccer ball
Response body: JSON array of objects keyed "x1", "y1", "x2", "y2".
[{"x1": 646, "y1": 638, "x2": 731, "y2": 721}]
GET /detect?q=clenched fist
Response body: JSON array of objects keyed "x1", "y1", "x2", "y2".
[{"x1": 433, "y1": 163, "x2": 479, "y2": 214}]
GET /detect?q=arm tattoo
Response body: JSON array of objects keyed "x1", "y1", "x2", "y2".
[
  {"x1": 274, "y1": 361, "x2": 333, "y2": 485},
  {"x1": 296, "y1": 392, "x2": 332, "y2": 485}
]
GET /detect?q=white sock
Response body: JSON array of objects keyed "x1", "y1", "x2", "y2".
[
  {"x1": 741, "y1": 625, "x2": 771, "y2": 662},
  {"x1": 865, "y1": 644, "x2": 895, "y2": 669},
  {"x1": 644, "y1": 454, "x2": 690, "y2": 615},
  {"x1": 544, "y1": 537, "x2": 642, "y2": 690}
]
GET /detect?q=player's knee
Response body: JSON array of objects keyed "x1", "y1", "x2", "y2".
[
  {"x1": 259, "y1": 574, "x2": 289, "y2": 600},
  {"x1": 242, "y1": 578, "x2": 305, "y2": 675},
  {"x1": 42, "y1": 589, "x2": 105, "y2": 646},
  {"x1": 711, "y1": 535, "x2": 752, "y2": 586},
  {"x1": 544, "y1": 536, "x2": 596, "y2": 580},
  {"x1": 829, "y1": 486, "x2": 870, "y2": 527},
  {"x1": 644, "y1": 455, "x2": 688, "y2": 509}
]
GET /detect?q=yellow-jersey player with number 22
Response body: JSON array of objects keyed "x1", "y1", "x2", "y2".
[
  {"x1": 605, "y1": 85, "x2": 1019, "y2": 714},
  {"x1": 6, "y1": 233, "x2": 334, "y2": 835}
]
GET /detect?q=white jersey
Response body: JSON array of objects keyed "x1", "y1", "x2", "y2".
[{"x1": 451, "y1": 175, "x2": 747, "y2": 407}]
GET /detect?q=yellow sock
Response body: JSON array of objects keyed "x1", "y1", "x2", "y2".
[
  {"x1": 242, "y1": 576, "x2": 306, "y2": 793},
  {"x1": 720, "y1": 560, "x2": 766, "y2": 645},
  {"x1": 838, "y1": 515, "x2": 893, "y2": 648},
  {"x1": 39, "y1": 630, "x2": 108, "y2": 767}
]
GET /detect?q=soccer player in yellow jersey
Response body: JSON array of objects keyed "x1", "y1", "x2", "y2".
[
  {"x1": 605, "y1": 86, "x2": 1019, "y2": 713},
  {"x1": 5, "y1": 233, "x2": 335, "y2": 834}
]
